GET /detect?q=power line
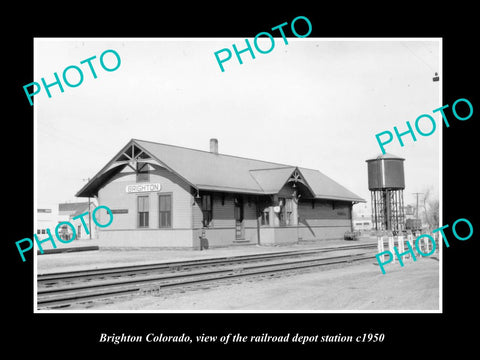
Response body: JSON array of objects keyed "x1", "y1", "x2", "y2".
[{"x1": 400, "y1": 42, "x2": 436, "y2": 73}]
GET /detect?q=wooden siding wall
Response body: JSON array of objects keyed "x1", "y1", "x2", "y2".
[
  {"x1": 212, "y1": 194, "x2": 234, "y2": 228},
  {"x1": 97, "y1": 164, "x2": 194, "y2": 246},
  {"x1": 298, "y1": 199, "x2": 351, "y2": 220},
  {"x1": 297, "y1": 199, "x2": 352, "y2": 240},
  {"x1": 192, "y1": 197, "x2": 203, "y2": 229},
  {"x1": 243, "y1": 196, "x2": 258, "y2": 226},
  {"x1": 100, "y1": 229, "x2": 194, "y2": 247}
]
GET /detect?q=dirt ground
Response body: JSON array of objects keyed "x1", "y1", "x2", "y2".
[{"x1": 75, "y1": 256, "x2": 440, "y2": 312}]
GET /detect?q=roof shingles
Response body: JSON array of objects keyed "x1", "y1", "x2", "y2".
[{"x1": 77, "y1": 139, "x2": 365, "y2": 202}]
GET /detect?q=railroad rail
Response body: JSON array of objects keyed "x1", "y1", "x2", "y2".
[
  {"x1": 38, "y1": 243, "x2": 376, "y2": 283},
  {"x1": 37, "y1": 243, "x2": 377, "y2": 309}
]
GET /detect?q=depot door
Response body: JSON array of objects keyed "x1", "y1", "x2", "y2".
[{"x1": 234, "y1": 197, "x2": 244, "y2": 240}]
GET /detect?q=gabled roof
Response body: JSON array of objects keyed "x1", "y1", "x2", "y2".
[
  {"x1": 249, "y1": 167, "x2": 297, "y2": 193},
  {"x1": 297, "y1": 167, "x2": 366, "y2": 202},
  {"x1": 76, "y1": 139, "x2": 365, "y2": 202}
]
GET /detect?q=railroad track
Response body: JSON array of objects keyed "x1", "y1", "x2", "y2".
[
  {"x1": 38, "y1": 243, "x2": 376, "y2": 284},
  {"x1": 37, "y1": 243, "x2": 377, "y2": 309}
]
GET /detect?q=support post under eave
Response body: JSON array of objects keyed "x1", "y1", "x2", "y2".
[
  {"x1": 256, "y1": 196, "x2": 261, "y2": 246},
  {"x1": 350, "y1": 202, "x2": 356, "y2": 232}
]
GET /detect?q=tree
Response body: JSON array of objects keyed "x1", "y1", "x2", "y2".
[{"x1": 422, "y1": 187, "x2": 439, "y2": 230}]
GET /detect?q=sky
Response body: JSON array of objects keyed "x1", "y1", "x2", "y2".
[{"x1": 34, "y1": 38, "x2": 441, "y2": 213}]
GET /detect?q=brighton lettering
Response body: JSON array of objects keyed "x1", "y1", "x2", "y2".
[
  {"x1": 23, "y1": 49, "x2": 121, "y2": 106},
  {"x1": 125, "y1": 183, "x2": 161, "y2": 193},
  {"x1": 375, "y1": 98, "x2": 473, "y2": 154},
  {"x1": 15, "y1": 205, "x2": 114, "y2": 262},
  {"x1": 375, "y1": 217, "x2": 473, "y2": 274},
  {"x1": 214, "y1": 16, "x2": 312, "y2": 72}
]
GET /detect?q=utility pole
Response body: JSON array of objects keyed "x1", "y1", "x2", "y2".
[
  {"x1": 82, "y1": 178, "x2": 92, "y2": 239},
  {"x1": 412, "y1": 192, "x2": 424, "y2": 220}
]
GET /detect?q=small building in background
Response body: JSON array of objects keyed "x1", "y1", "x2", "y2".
[
  {"x1": 404, "y1": 204, "x2": 416, "y2": 218},
  {"x1": 36, "y1": 205, "x2": 59, "y2": 236},
  {"x1": 36, "y1": 201, "x2": 98, "y2": 243},
  {"x1": 58, "y1": 201, "x2": 97, "y2": 240},
  {"x1": 353, "y1": 219, "x2": 372, "y2": 232}
]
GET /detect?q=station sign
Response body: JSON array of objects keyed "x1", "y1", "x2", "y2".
[
  {"x1": 125, "y1": 183, "x2": 162, "y2": 193},
  {"x1": 111, "y1": 209, "x2": 129, "y2": 214}
]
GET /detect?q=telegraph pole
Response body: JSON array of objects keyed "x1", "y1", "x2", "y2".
[
  {"x1": 82, "y1": 178, "x2": 92, "y2": 239},
  {"x1": 412, "y1": 192, "x2": 424, "y2": 220},
  {"x1": 88, "y1": 195, "x2": 91, "y2": 239}
]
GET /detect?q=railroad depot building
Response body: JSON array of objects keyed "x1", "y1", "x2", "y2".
[{"x1": 76, "y1": 139, "x2": 365, "y2": 248}]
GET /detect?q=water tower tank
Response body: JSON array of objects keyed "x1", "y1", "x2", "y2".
[{"x1": 366, "y1": 153, "x2": 405, "y2": 190}]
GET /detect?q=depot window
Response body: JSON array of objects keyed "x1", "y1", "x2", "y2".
[
  {"x1": 138, "y1": 196, "x2": 149, "y2": 228},
  {"x1": 201, "y1": 194, "x2": 212, "y2": 227},
  {"x1": 136, "y1": 164, "x2": 149, "y2": 182},
  {"x1": 159, "y1": 194, "x2": 172, "y2": 228},
  {"x1": 261, "y1": 208, "x2": 270, "y2": 226}
]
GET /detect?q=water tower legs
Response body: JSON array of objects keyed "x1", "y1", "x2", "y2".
[{"x1": 371, "y1": 189, "x2": 405, "y2": 233}]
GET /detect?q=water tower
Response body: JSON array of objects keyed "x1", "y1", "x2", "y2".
[{"x1": 366, "y1": 153, "x2": 406, "y2": 233}]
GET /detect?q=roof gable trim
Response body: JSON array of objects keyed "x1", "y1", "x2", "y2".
[{"x1": 76, "y1": 139, "x2": 198, "y2": 197}]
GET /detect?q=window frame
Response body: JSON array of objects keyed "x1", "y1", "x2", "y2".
[
  {"x1": 137, "y1": 195, "x2": 150, "y2": 228},
  {"x1": 158, "y1": 193, "x2": 172, "y2": 228}
]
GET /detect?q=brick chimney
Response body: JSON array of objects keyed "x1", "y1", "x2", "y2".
[{"x1": 210, "y1": 138, "x2": 218, "y2": 154}]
